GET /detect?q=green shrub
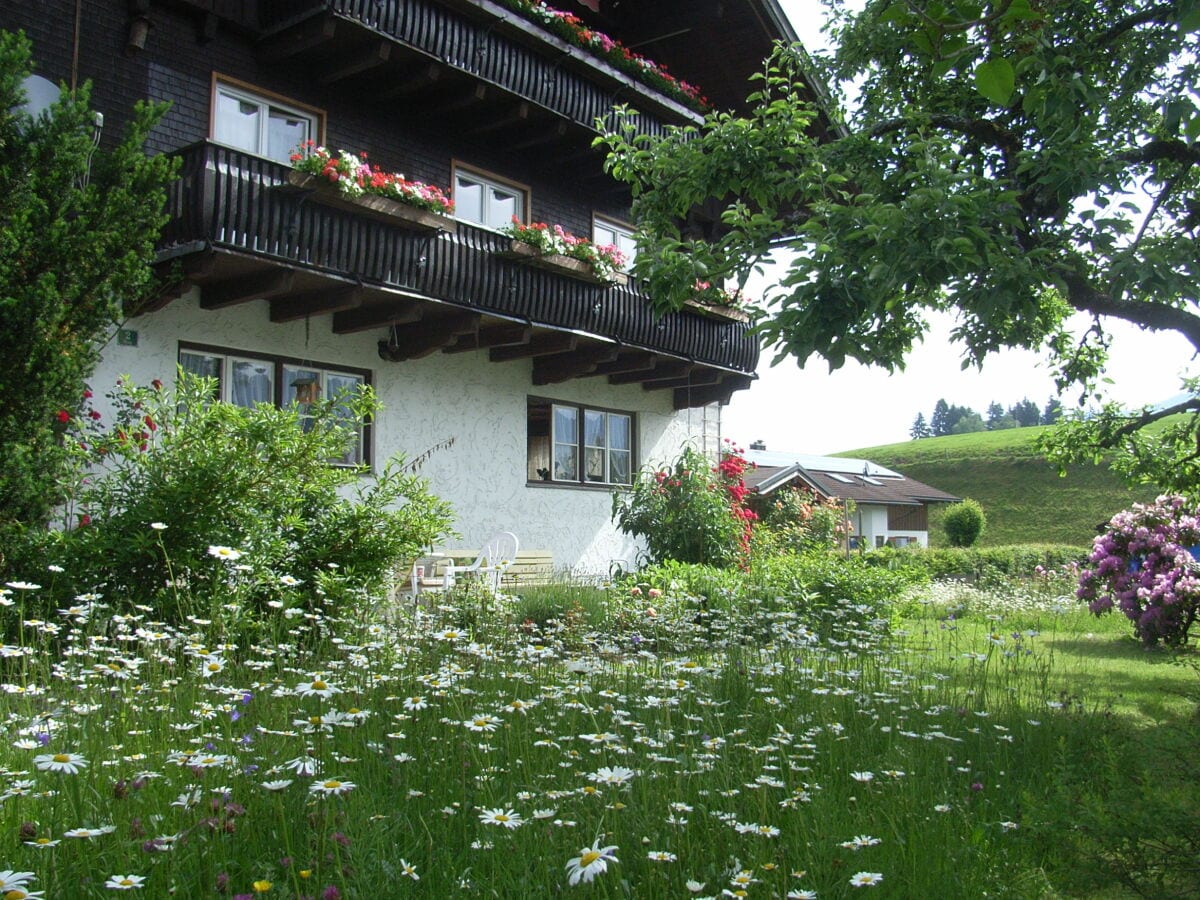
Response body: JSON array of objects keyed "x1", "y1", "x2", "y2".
[
  {"x1": 943, "y1": 498, "x2": 987, "y2": 547},
  {"x1": 865, "y1": 544, "x2": 1088, "y2": 582},
  {"x1": 612, "y1": 446, "x2": 750, "y2": 567},
  {"x1": 10, "y1": 372, "x2": 454, "y2": 623},
  {"x1": 0, "y1": 32, "x2": 177, "y2": 543}
]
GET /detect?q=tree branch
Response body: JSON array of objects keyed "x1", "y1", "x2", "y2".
[
  {"x1": 1117, "y1": 139, "x2": 1200, "y2": 168},
  {"x1": 1098, "y1": 3, "x2": 1179, "y2": 45},
  {"x1": 1111, "y1": 396, "x2": 1200, "y2": 440},
  {"x1": 868, "y1": 114, "x2": 1022, "y2": 154},
  {"x1": 1059, "y1": 270, "x2": 1200, "y2": 354}
]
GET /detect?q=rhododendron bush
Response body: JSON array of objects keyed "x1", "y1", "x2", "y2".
[{"x1": 1077, "y1": 495, "x2": 1200, "y2": 647}]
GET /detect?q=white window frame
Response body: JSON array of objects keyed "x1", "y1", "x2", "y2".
[
  {"x1": 211, "y1": 76, "x2": 322, "y2": 164},
  {"x1": 452, "y1": 163, "x2": 528, "y2": 231},
  {"x1": 179, "y1": 345, "x2": 369, "y2": 467},
  {"x1": 592, "y1": 215, "x2": 637, "y2": 271}
]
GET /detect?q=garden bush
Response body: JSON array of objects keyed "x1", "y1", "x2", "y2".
[
  {"x1": 865, "y1": 544, "x2": 1088, "y2": 582},
  {"x1": 612, "y1": 444, "x2": 755, "y2": 567},
  {"x1": 1077, "y1": 495, "x2": 1200, "y2": 647},
  {"x1": 943, "y1": 497, "x2": 987, "y2": 547},
  {"x1": 7, "y1": 372, "x2": 454, "y2": 624},
  {"x1": 750, "y1": 484, "x2": 848, "y2": 555}
]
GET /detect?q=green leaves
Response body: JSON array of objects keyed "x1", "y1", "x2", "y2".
[{"x1": 974, "y1": 58, "x2": 1015, "y2": 106}]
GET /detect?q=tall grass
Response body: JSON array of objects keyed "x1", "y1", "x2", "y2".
[{"x1": 0, "y1": 560, "x2": 1194, "y2": 897}]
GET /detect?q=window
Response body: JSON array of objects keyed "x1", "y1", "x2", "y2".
[
  {"x1": 527, "y1": 398, "x2": 633, "y2": 486},
  {"x1": 593, "y1": 216, "x2": 637, "y2": 270},
  {"x1": 211, "y1": 77, "x2": 321, "y2": 164},
  {"x1": 453, "y1": 165, "x2": 527, "y2": 229},
  {"x1": 179, "y1": 345, "x2": 369, "y2": 466}
]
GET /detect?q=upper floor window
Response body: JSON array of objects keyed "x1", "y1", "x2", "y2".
[
  {"x1": 211, "y1": 77, "x2": 321, "y2": 164},
  {"x1": 179, "y1": 344, "x2": 369, "y2": 466},
  {"x1": 453, "y1": 165, "x2": 527, "y2": 230},
  {"x1": 593, "y1": 216, "x2": 637, "y2": 270}
]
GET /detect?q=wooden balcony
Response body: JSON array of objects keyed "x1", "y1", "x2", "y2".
[
  {"x1": 152, "y1": 142, "x2": 757, "y2": 409},
  {"x1": 255, "y1": 0, "x2": 702, "y2": 155}
]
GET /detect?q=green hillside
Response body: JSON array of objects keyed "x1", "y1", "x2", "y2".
[{"x1": 836, "y1": 428, "x2": 1157, "y2": 546}]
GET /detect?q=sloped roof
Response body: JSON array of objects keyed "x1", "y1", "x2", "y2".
[{"x1": 743, "y1": 450, "x2": 959, "y2": 507}]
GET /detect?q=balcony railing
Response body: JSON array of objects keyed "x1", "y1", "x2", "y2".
[
  {"x1": 257, "y1": 0, "x2": 701, "y2": 141},
  {"x1": 159, "y1": 143, "x2": 758, "y2": 377}
]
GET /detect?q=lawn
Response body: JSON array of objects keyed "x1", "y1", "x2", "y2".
[
  {"x1": 0, "y1": 566, "x2": 1196, "y2": 898},
  {"x1": 836, "y1": 428, "x2": 1156, "y2": 546}
]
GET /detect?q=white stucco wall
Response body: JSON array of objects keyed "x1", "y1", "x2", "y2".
[{"x1": 92, "y1": 291, "x2": 711, "y2": 576}]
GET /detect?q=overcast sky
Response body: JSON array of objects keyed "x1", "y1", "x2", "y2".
[{"x1": 719, "y1": 1, "x2": 1196, "y2": 454}]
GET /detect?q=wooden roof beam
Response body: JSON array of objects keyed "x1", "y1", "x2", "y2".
[
  {"x1": 269, "y1": 286, "x2": 365, "y2": 323},
  {"x1": 532, "y1": 345, "x2": 620, "y2": 385},
  {"x1": 608, "y1": 359, "x2": 690, "y2": 385},
  {"x1": 378, "y1": 311, "x2": 480, "y2": 361},
  {"x1": 260, "y1": 17, "x2": 337, "y2": 62},
  {"x1": 489, "y1": 331, "x2": 576, "y2": 362},
  {"x1": 318, "y1": 40, "x2": 391, "y2": 85},
  {"x1": 332, "y1": 300, "x2": 422, "y2": 334},
  {"x1": 200, "y1": 269, "x2": 294, "y2": 310},
  {"x1": 379, "y1": 62, "x2": 442, "y2": 100},
  {"x1": 642, "y1": 367, "x2": 721, "y2": 391},
  {"x1": 674, "y1": 374, "x2": 755, "y2": 410},
  {"x1": 444, "y1": 322, "x2": 531, "y2": 354}
]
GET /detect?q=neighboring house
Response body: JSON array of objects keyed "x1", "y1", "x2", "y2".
[
  {"x1": 744, "y1": 449, "x2": 960, "y2": 549},
  {"x1": 8, "y1": 1, "x2": 834, "y2": 574}
]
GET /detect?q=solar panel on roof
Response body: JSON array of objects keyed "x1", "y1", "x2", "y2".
[
  {"x1": 828, "y1": 473, "x2": 854, "y2": 483},
  {"x1": 860, "y1": 476, "x2": 883, "y2": 486}
]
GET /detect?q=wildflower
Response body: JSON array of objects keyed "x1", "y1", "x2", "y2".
[
  {"x1": 0, "y1": 873, "x2": 36, "y2": 893},
  {"x1": 686, "y1": 881, "x2": 706, "y2": 894},
  {"x1": 399, "y1": 859, "x2": 419, "y2": 880},
  {"x1": 150, "y1": 522, "x2": 167, "y2": 530},
  {"x1": 24, "y1": 837, "x2": 59, "y2": 848},
  {"x1": 33, "y1": 751, "x2": 88, "y2": 774},
  {"x1": 279, "y1": 575, "x2": 303, "y2": 587},
  {"x1": 309, "y1": 779, "x2": 355, "y2": 796},
  {"x1": 4, "y1": 582, "x2": 40, "y2": 591},
  {"x1": 1000, "y1": 820, "x2": 1019, "y2": 832},
  {"x1": 934, "y1": 803, "x2": 952, "y2": 813},
  {"x1": 402, "y1": 696, "x2": 427, "y2": 711},
  {"x1": 206, "y1": 545, "x2": 243, "y2": 561},
  {"x1": 565, "y1": 840, "x2": 618, "y2": 886},
  {"x1": 261, "y1": 780, "x2": 293, "y2": 792},
  {"x1": 105, "y1": 874, "x2": 147, "y2": 890},
  {"x1": 840, "y1": 835, "x2": 882, "y2": 850},
  {"x1": 589, "y1": 765, "x2": 635, "y2": 786},
  {"x1": 849, "y1": 771, "x2": 874, "y2": 783},
  {"x1": 478, "y1": 808, "x2": 523, "y2": 829},
  {"x1": 647, "y1": 850, "x2": 677, "y2": 862},
  {"x1": 849, "y1": 872, "x2": 883, "y2": 887},
  {"x1": 295, "y1": 677, "x2": 340, "y2": 699},
  {"x1": 787, "y1": 891, "x2": 818, "y2": 899},
  {"x1": 463, "y1": 714, "x2": 500, "y2": 733},
  {"x1": 253, "y1": 881, "x2": 273, "y2": 892}
]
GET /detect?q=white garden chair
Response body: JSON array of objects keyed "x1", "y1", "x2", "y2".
[{"x1": 410, "y1": 531, "x2": 519, "y2": 598}]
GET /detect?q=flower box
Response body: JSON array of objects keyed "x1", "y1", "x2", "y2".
[
  {"x1": 683, "y1": 297, "x2": 750, "y2": 323},
  {"x1": 501, "y1": 239, "x2": 628, "y2": 287},
  {"x1": 285, "y1": 171, "x2": 456, "y2": 234}
]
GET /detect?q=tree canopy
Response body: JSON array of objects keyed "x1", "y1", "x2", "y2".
[
  {"x1": 0, "y1": 31, "x2": 176, "y2": 541},
  {"x1": 599, "y1": 0, "x2": 1200, "y2": 493}
]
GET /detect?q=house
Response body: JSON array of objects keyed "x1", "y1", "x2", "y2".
[
  {"x1": 744, "y1": 449, "x2": 960, "y2": 548},
  {"x1": 7, "y1": 1, "x2": 835, "y2": 574}
]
